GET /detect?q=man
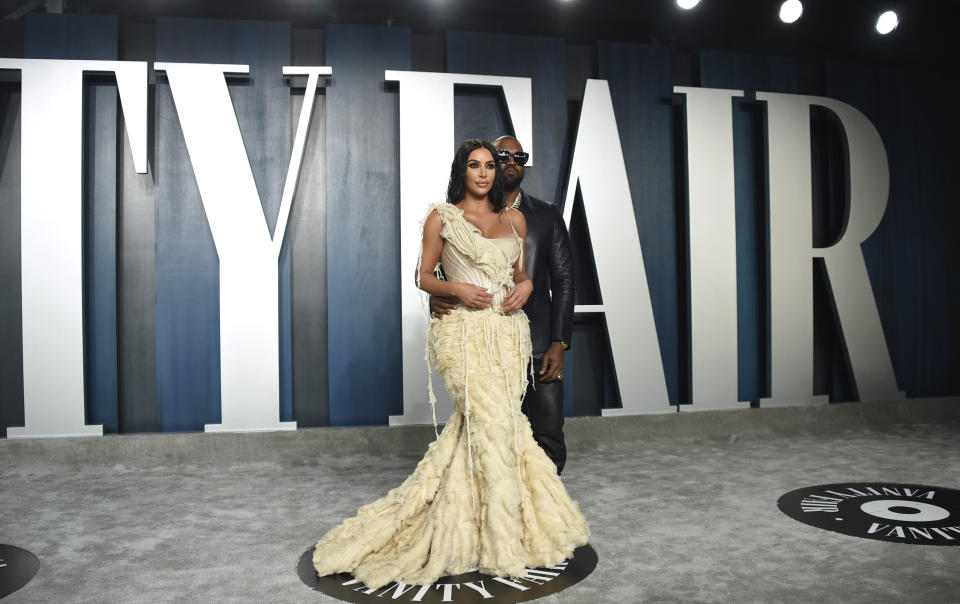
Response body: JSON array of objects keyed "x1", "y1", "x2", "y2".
[{"x1": 432, "y1": 135, "x2": 574, "y2": 474}]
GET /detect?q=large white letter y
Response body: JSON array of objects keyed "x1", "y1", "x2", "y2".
[{"x1": 155, "y1": 63, "x2": 328, "y2": 432}]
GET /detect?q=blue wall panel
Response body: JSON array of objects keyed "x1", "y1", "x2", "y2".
[
  {"x1": 599, "y1": 42, "x2": 680, "y2": 406},
  {"x1": 155, "y1": 18, "x2": 291, "y2": 431},
  {"x1": 0, "y1": 27, "x2": 23, "y2": 438},
  {"x1": 325, "y1": 24, "x2": 410, "y2": 426},
  {"x1": 26, "y1": 13, "x2": 121, "y2": 432},
  {"x1": 289, "y1": 28, "x2": 329, "y2": 428},
  {"x1": 825, "y1": 64, "x2": 960, "y2": 398},
  {"x1": 700, "y1": 50, "x2": 798, "y2": 405},
  {"x1": 24, "y1": 13, "x2": 116, "y2": 59}
]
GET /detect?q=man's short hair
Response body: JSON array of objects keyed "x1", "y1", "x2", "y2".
[{"x1": 492, "y1": 135, "x2": 521, "y2": 147}]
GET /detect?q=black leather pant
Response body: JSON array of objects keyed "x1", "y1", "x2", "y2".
[{"x1": 521, "y1": 353, "x2": 566, "y2": 475}]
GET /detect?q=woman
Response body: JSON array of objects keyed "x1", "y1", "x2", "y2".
[{"x1": 312, "y1": 139, "x2": 589, "y2": 590}]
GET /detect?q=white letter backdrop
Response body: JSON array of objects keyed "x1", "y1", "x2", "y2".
[
  {"x1": 0, "y1": 57, "x2": 913, "y2": 436},
  {"x1": 0, "y1": 58, "x2": 146, "y2": 438}
]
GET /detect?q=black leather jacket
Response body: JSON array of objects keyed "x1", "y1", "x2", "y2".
[{"x1": 516, "y1": 190, "x2": 574, "y2": 354}]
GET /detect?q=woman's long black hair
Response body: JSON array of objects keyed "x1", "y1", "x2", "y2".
[{"x1": 445, "y1": 138, "x2": 506, "y2": 212}]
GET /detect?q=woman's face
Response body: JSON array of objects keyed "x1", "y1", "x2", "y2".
[{"x1": 463, "y1": 147, "x2": 496, "y2": 200}]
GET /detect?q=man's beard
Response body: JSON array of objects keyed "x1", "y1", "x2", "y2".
[{"x1": 502, "y1": 168, "x2": 524, "y2": 191}]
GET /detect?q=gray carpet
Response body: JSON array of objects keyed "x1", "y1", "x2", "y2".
[{"x1": 2, "y1": 399, "x2": 959, "y2": 603}]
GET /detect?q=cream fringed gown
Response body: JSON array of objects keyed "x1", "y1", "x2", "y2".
[{"x1": 313, "y1": 202, "x2": 590, "y2": 590}]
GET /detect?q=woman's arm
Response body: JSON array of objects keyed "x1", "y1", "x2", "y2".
[{"x1": 416, "y1": 210, "x2": 494, "y2": 309}]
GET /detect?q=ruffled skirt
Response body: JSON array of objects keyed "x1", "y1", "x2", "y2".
[{"x1": 312, "y1": 308, "x2": 590, "y2": 590}]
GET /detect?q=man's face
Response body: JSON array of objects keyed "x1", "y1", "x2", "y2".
[{"x1": 494, "y1": 138, "x2": 525, "y2": 191}]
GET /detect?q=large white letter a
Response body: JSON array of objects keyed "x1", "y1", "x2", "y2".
[{"x1": 562, "y1": 79, "x2": 670, "y2": 415}]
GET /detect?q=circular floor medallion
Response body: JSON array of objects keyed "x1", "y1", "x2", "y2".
[
  {"x1": 298, "y1": 544, "x2": 597, "y2": 603},
  {"x1": 0, "y1": 544, "x2": 40, "y2": 599},
  {"x1": 778, "y1": 483, "x2": 960, "y2": 545}
]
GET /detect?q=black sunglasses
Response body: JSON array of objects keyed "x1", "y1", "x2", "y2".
[{"x1": 495, "y1": 149, "x2": 529, "y2": 166}]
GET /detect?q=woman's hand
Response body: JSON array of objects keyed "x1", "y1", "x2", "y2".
[
  {"x1": 454, "y1": 283, "x2": 494, "y2": 309},
  {"x1": 501, "y1": 280, "x2": 533, "y2": 313}
]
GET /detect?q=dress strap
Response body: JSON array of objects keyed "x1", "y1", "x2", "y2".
[
  {"x1": 503, "y1": 208, "x2": 524, "y2": 272},
  {"x1": 503, "y1": 207, "x2": 520, "y2": 238}
]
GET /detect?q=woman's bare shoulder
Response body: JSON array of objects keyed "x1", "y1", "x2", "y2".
[
  {"x1": 505, "y1": 207, "x2": 526, "y2": 223},
  {"x1": 426, "y1": 207, "x2": 445, "y2": 225}
]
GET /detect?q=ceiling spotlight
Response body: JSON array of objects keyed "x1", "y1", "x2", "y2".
[
  {"x1": 779, "y1": 0, "x2": 803, "y2": 24},
  {"x1": 876, "y1": 10, "x2": 899, "y2": 35},
  {"x1": 677, "y1": 0, "x2": 701, "y2": 9}
]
